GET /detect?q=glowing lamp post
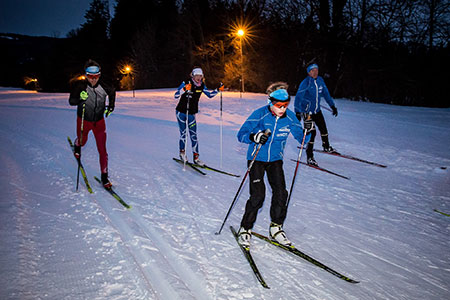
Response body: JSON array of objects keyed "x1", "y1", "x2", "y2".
[
  {"x1": 124, "y1": 65, "x2": 135, "y2": 97},
  {"x1": 237, "y1": 29, "x2": 245, "y2": 98}
]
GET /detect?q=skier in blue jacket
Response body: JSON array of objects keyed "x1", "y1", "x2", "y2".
[
  {"x1": 236, "y1": 82, "x2": 311, "y2": 248},
  {"x1": 294, "y1": 63, "x2": 338, "y2": 166},
  {"x1": 174, "y1": 67, "x2": 223, "y2": 166}
]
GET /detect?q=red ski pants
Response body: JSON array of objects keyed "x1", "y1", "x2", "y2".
[{"x1": 75, "y1": 117, "x2": 108, "y2": 174}]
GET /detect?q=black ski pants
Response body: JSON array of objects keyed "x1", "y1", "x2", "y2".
[
  {"x1": 299, "y1": 110, "x2": 330, "y2": 158},
  {"x1": 240, "y1": 160, "x2": 288, "y2": 230}
]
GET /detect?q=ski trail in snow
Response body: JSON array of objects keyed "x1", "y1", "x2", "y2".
[
  {"x1": 131, "y1": 209, "x2": 212, "y2": 300},
  {"x1": 91, "y1": 192, "x2": 183, "y2": 300},
  {"x1": 9, "y1": 182, "x2": 58, "y2": 199},
  {"x1": 346, "y1": 244, "x2": 448, "y2": 292}
]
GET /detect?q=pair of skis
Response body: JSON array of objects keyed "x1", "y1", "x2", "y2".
[
  {"x1": 231, "y1": 226, "x2": 359, "y2": 289},
  {"x1": 295, "y1": 148, "x2": 387, "y2": 180},
  {"x1": 172, "y1": 157, "x2": 240, "y2": 177},
  {"x1": 67, "y1": 137, "x2": 131, "y2": 209}
]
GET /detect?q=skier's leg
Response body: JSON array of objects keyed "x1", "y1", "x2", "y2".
[
  {"x1": 266, "y1": 160, "x2": 288, "y2": 225},
  {"x1": 92, "y1": 118, "x2": 108, "y2": 174},
  {"x1": 187, "y1": 114, "x2": 199, "y2": 154},
  {"x1": 176, "y1": 111, "x2": 187, "y2": 152},
  {"x1": 240, "y1": 161, "x2": 266, "y2": 230},
  {"x1": 312, "y1": 111, "x2": 330, "y2": 149}
]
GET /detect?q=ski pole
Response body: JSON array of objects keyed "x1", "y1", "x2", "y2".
[
  {"x1": 320, "y1": 104, "x2": 332, "y2": 113},
  {"x1": 76, "y1": 102, "x2": 86, "y2": 191},
  {"x1": 219, "y1": 90, "x2": 223, "y2": 168},
  {"x1": 184, "y1": 90, "x2": 191, "y2": 170},
  {"x1": 286, "y1": 128, "x2": 308, "y2": 209},
  {"x1": 215, "y1": 129, "x2": 271, "y2": 235}
]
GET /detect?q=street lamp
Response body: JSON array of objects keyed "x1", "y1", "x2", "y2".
[
  {"x1": 237, "y1": 29, "x2": 245, "y2": 98},
  {"x1": 121, "y1": 64, "x2": 135, "y2": 97}
]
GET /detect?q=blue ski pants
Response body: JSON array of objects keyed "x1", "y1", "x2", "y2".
[{"x1": 176, "y1": 110, "x2": 199, "y2": 154}]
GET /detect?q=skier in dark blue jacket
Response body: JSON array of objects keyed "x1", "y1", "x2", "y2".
[
  {"x1": 236, "y1": 82, "x2": 311, "y2": 248},
  {"x1": 294, "y1": 63, "x2": 338, "y2": 166}
]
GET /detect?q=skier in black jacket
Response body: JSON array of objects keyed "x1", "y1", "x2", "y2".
[
  {"x1": 174, "y1": 67, "x2": 223, "y2": 166},
  {"x1": 69, "y1": 59, "x2": 115, "y2": 188}
]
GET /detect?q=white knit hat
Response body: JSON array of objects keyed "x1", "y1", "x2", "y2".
[{"x1": 191, "y1": 68, "x2": 203, "y2": 76}]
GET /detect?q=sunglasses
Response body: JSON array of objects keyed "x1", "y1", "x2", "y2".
[
  {"x1": 273, "y1": 101, "x2": 290, "y2": 109},
  {"x1": 86, "y1": 74, "x2": 100, "y2": 80}
]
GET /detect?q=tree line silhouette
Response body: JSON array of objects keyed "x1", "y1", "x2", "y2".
[{"x1": 0, "y1": 0, "x2": 448, "y2": 107}]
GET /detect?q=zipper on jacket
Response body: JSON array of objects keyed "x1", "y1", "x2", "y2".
[
  {"x1": 93, "y1": 87, "x2": 98, "y2": 121},
  {"x1": 314, "y1": 79, "x2": 318, "y2": 114},
  {"x1": 267, "y1": 116, "x2": 279, "y2": 162}
]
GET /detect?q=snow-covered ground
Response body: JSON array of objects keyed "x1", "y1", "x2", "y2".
[{"x1": 0, "y1": 86, "x2": 449, "y2": 300}]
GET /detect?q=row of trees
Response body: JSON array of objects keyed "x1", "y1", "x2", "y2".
[{"x1": 2, "y1": 0, "x2": 449, "y2": 107}]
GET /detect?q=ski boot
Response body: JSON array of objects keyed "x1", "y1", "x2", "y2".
[
  {"x1": 323, "y1": 145, "x2": 338, "y2": 154},
  {"x1": 307, "y1": 156, "x2": 318, "y2": 166},
  {"x1": 238, "y1": 227, "x2": 252, "y2": 248},
  {"x1": 269, "y1": 222, "x2": 292, "y2": 246},
  {"x1": 193, "y1": 153, "x2": 205, "y2": 167},
  {"x1": 74, "y1": 144, "x2": 81, "y2": 159},
  {"x1": 179, "y1": 149, "x2": 188, "y2": 163},
  {"x1": 101, "y1": 172, "x2": 112, "y2": 189}
]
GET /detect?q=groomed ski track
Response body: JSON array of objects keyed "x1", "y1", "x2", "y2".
[{"x1": 1, "y1": 88, "x2": 449, "y2": 300}]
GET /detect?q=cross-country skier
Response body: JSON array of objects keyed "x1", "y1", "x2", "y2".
[
  {"x1": 174, "y1": 67, "x2": 224, "y2": 166},
  {"x1": 69, "y1": 59, "x2": 115, "y2": 188},
  {"x1": 236, "y1": 82, "x2": 311, "y2": 247},
  {"x1": 294, "y1": 63, "x2": 338, "y2": 166}
]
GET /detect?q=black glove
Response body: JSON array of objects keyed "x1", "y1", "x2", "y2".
[
  {"x1": 217, "y1": 82, "x2": 224, "y2": 91},
  {"x1": 304, "y1": 119, "x2": 314, "y2": 134},
  {"x1": 302, "y1": 113, "x2": 314, "y2": 134},
  {"x1": 331, "y1": 106, "x2": 338, "y2": 117},
  {"x1": 105, "y1": 106, "x2": 114, "y2": 117},
  {"x1": 250, "y1": 131, "x2": 269, "y2": 145}
]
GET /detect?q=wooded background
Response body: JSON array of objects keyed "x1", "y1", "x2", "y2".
[{"x1": 0, "y1": 0, "x2": 448, "y2": 107}]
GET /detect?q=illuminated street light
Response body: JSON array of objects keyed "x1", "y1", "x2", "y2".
[
  {"x1": 230, "y1": 18, "x2": 254, "y2": 98},
  {"x1": 24, "y1": 77, "x2": 39, "y2": 90},
  {"x1": 237, "y1": 28, "x2": 245, "y2": 98},
  {"x1": 120, "y1": 64, "x2": 135, "y2": 97}
]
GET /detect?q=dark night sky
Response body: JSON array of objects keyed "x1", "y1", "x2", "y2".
[{"x1": 0, "y1": 0, "x2": 115, "y2": 37}]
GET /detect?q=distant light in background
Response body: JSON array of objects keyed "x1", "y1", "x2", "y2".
[
  {"x1": 119, "y1": 63, "x2": 135, "y2": 97},
  {"x1": 24, "y1": 76, "x2": 39, "y2": 90},
  {"x1": 69, "y1": 75, "x2": 86, "y2": 85}
]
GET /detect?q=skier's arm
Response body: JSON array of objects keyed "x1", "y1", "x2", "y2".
[
  {"x1": 103, "y1": 83, "x2": 116, "y2": 109},
  {"x1": 294, "y1": 80, "x2": 310, "y2": 113},
  {"x1": 287, "y1": 111, "x2": 309, "y2": 144},
  {"x1": 202, "y1": 85, "x2": 219, "y2": 98},
  {"x1": 320, "y1": 78, "x2": 335, "y2": 109},
  {"x1": 237, "y1": 110, "x2": 265, "y2": 144},
  {"x1": 69, "y1": 82, "x2": 86, "y2": 106},
  {"x1": 174, "y1": 82, "x2": 187, "y2": 99}
]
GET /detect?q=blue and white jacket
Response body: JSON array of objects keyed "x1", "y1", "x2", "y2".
[
  {"x1": 174, "y1": 79, "x2": 218, "y2": 114},
  {"x1": 237, "y1": 105, "x2": 309, "y2": 162},
  {"x1": 294, "y1": 76, "x2": 335, "y2": 114}
]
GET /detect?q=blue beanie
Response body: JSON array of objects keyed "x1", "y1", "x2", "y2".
[
  {"x1": 307, "y1": 64, "x2": 318, "y2": 73},
  {"x1": 86, "y1": 65, "x2": 101, "y2": 75},
  {"x1": 269, "y1": 89, "x2": 290, "y2": 102}
]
